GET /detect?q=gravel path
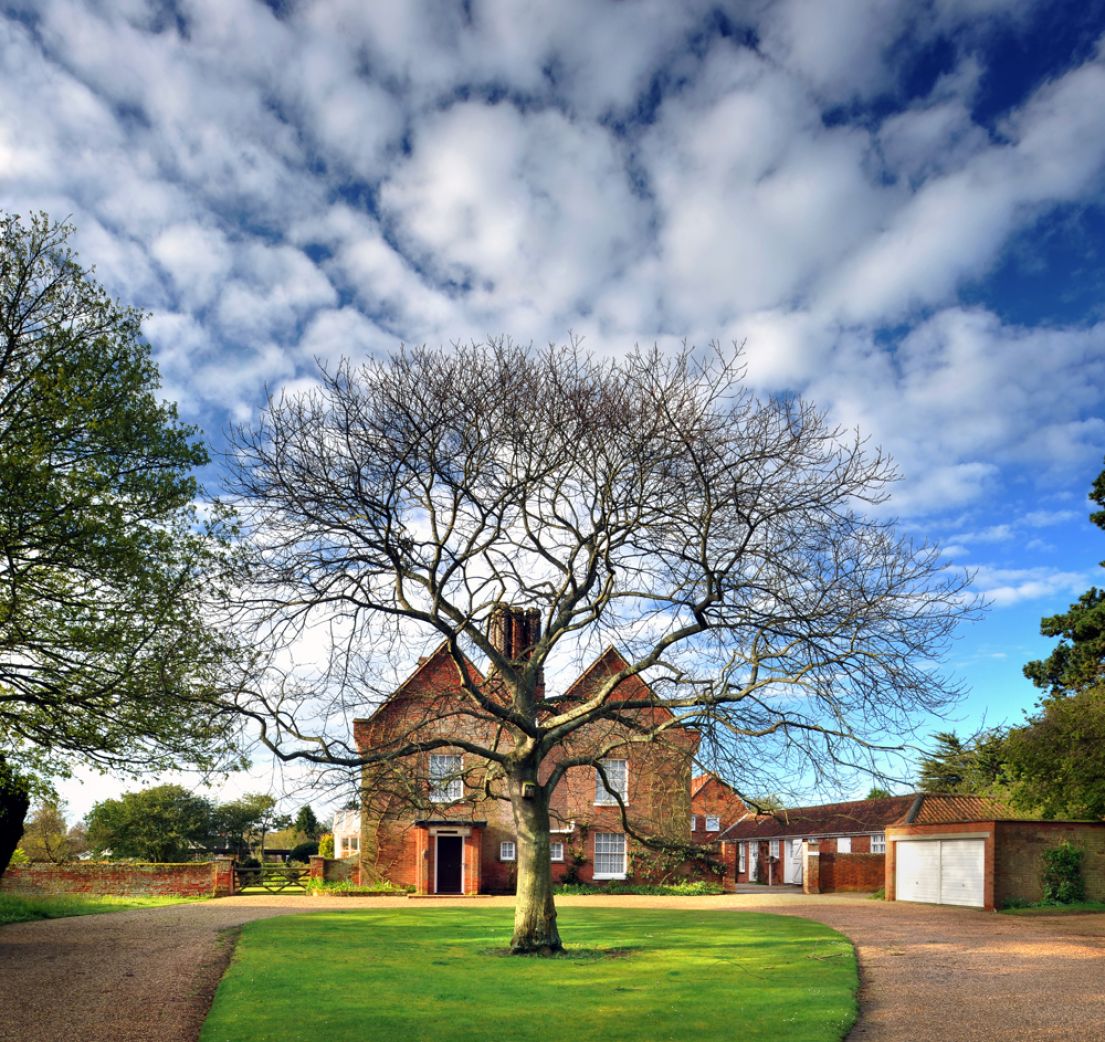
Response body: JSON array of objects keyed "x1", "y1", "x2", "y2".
[{"x1": 1, "y1": 892, "x2": 1102, "y2": 1042}]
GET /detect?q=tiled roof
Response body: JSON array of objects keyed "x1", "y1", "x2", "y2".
[
  {"x1": 905, "y1": 793, "x2": 1013, "y2": 825},
  {"x1": 718, "y1": 793, "x2": 1014, "y2": 841}
]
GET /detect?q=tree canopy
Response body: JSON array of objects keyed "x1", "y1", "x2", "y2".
[
  {"x1": 86, "y1": 784, "x2": 214, "y2": 862},
  {"x1": 1023, "y1": 460, "x2": 1105, "y2": 697},
  {"x1": 230, "y1": 338, "x2": 976, "y2": 951},
  {"x1": 0, "y1": 213, "x2": 244, "y2": 873}
]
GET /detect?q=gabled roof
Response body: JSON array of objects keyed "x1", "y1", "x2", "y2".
[
  {"x1": 691, "y1": 772, "x2": 739, "y2": 799},
  {"x1": 352, "y1": 641, "x2": 485, "y2": 728},
  {"x1": 718, "y1": 793, "x2": 1013, "y2": 841}
]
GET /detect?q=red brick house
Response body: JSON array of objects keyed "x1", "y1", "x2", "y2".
[
  {"x1": 720, "y1": 793, "x2": 1011, "y2": 892},
  {"x1": 352, "y1": 610, "x2": 700, "y2": 895},
  {"x1": 690, "y1": 773, "x2": 747, "y2": 843}
]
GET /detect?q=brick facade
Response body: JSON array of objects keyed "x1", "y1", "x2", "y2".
[
  {"x1": 354, "y1": 625, "x2": 698, "y2": 895},
  {"x1": 0, "y1": 860, "x2": 234, "y2": 897},
  {"x1": 690, "y1": 774, "x2": 746, "y2": 843}
]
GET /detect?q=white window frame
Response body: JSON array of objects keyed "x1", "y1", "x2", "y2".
[
  {"x1": 341, "y1": 835, "x2": 359, "y2": 855},
  {"x1": 871, "y1": 833, "x2": 886, "y2": 854},
  {"x1": 499, "y1": 841, "x2": 516, "y2": 862},
  {"x1": 837, "y1": 836, "x2": 852, "y2": 853},
  {"x1": 593, "y1": 832, "x2": 626, "y2": 879},
  {"x1": 429, "y1": 753, "x2": 463, "y2": 803},
  {"x1": 690, "y1": 815, "x2": 698, "y2": 831},
  {"x1": 594, "y1": 758, "x2": 628, "y2": 806},
  {"x1": 705, "y1": 815, "x2": 721, "y2": 832},
  {"x1": 738, "y1": 842, "x2": 747, "y2": 873},
  {"x1": 769, "y1": 838, "x2": 780, "y2": 856},
  {"x1": 550, "y1": 841, "x2": 565, "y2": 862}
]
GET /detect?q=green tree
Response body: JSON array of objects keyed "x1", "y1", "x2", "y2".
[
  {"x1": 1001, "y1": 685, "x2": 1105, "y2": 819},
  {"x1": 212, "y1": 793, "x2": 289, "y2": 859},
  {"x1": 916, "y1": 730, "x2": 1007, "y2": 795},
  {"x1": 86, "y1": 785, "x2": 214, "y2": 861},
  {"x1": 19, "y1": 801, "x2": 77, "y2": 863},
  {"x1": 865, "y1": 786, "x2": 892, "y2": 799},
  {"x1": 0, "y1": 213, "x2": 242, "y2": 875},
  {"x1": 1023, "y1": 462, "x2": 1105, "y2": 697},
  {"x1": 294, "y1": 804, "x2": 320, "y2": 839}
]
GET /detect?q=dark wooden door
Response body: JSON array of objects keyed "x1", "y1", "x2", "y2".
[{"x1": 436, "y1": 835, "x2": 463, "y2": 893}]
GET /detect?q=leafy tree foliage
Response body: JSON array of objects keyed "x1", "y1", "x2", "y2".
[
  {"x1": 294, "y1": 804, "x2": 321, "y2": 839},
  {"x1": 86, "y1": 785, "x2": 214, "y2": 862},
  {"x1": 1023, "y1": 462, "x2": 1105, "y2": 697},
  {"x1": 916, "y1": 730, "x2": 1006, "y2": 795},
  {"x1": 0, "y1": 758, "x2": 29, "y2": 875},
  {"x1": 231, "y1": 339, "x2": 975, "y2": 952},
  {"x1": 211, "y1": 793, "x2": 289, "y2": 858},
  {"x1": 18, "y1": 801, "x2": 86, "y2": 863},
  {"x1": 0, "y1": 213, "x2": 243, "y2": 874},
  {"x1": 1001, "y1": 685, "x2": 1105, "y2": 820},
  {"x1": 865, "y1": 786, "x2": 892, "y2": 799}
]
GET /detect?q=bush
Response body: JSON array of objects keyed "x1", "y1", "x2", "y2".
[
  {"x1": 318, "y1": 833, "x2": 334, "y2": 859},
  {"x1": 1041, "y1": 841, "x2": 1086, "y2": 904},
  {"x1": 289, "y1": 840, "x2": 319, "y2": 863},
  {"x1": 555, "y1": 880, "x2": 724, "y2": 896},
  {"x1": 306, "y1": 878, "x2": 412, "y2": 895}
]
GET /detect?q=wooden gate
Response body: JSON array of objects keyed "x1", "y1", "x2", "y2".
[{"x1": 233, "y1": 864, "x2": 309, "y2": 894}]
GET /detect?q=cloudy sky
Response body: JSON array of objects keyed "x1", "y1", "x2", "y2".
[{"x1": 4, "y1": 0, "x2": 1105, "y2": 811}]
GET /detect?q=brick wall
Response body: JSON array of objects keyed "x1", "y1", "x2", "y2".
[
  {"x1": 0, "y1": 861, "x2": 232, "y2": 897},
  {"x1": 818, "y1": 852, "x2": 884, "y2": 892},
  {"x1": 994, "y1": 821, "x2": 1105, "y2": 906}
]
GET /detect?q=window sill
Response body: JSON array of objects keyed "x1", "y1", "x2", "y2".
[{"x1": 593, "y1": 872, "x2": 627, "y2": 880}]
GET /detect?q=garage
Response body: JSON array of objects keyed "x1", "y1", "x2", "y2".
[{"x1": 895, "y1": 838, "x2": 985, "y2": 908}]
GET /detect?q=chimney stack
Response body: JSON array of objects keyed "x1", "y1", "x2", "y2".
[{"x1": 488, "y1": 604, "x2": 545, "y2": 697}]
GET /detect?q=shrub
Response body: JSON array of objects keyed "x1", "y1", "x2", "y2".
[
  {"x1": 555, "y1": 880, "x2": 724, "y2": 896},
  {"x1": 8, "y1": 847, "x2": 29, "y2": 865},
  {"x1": 289, "y1": 840, "x2": 319, "y2": 863},
  {"x1": 318, "y1": 833, "x2": 335, "y2": 859},
  {"x1": 1041, "y1": 841, "x2": 1086, "y2": 904},
  {"x1": 306, "y1": 878, "x2": 412, "y2": 895}
]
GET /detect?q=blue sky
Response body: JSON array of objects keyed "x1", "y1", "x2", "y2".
[{"x1": 4, "y1": 0, "x2": 1105, "y2": 813}]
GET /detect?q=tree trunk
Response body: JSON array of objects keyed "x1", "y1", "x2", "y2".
[
  {"x1": 508, "y1": 770, "x2": 562, "y2": 953},
  {"x1": 0, "y1": 759, "x2": 30, "y2": 878}
]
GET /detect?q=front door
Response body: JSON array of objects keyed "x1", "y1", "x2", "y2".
[{"x1": 436, "y1": 835, "x2": 463, "y2": 894}]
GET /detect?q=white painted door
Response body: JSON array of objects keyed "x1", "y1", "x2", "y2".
[
  {"x1": 785, "y1": 839, "x2": 803, "y2": 884},
  {"x1": 938, "y1": 840, "x2": 985, "y2": 907},
  {"x1": 896, "y1": 839, "x2": 984, "y2": 908}
]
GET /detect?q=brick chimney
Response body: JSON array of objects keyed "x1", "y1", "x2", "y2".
[{"x1": 488, "y1": 604, "x2": 545, "y2": 697}]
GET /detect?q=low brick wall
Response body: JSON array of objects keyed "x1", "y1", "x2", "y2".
[
  {"x1": 1, "y1": 860, "x2": 234, "y2": 898},
  {"x1": 994, "y1": 821, "x2": 1105, "y2": 906},
  {"x1": 308, "y1": 856, "x2": 361, "y2": 885},
  {"x1": 816, "y1": 852, "x2": 884, "y2": 893}
]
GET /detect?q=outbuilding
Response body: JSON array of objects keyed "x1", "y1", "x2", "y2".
[{"x1": 887, "y1": 818, "x2": 1105, "y2": 911}]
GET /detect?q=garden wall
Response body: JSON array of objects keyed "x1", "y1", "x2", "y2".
[
  {"x1": 813, "y1": 852, "x2": 884, "y2": 893},
  {"x1": 0, "y1": 860, "x2": 234, "y2": 897},
  {"x1": 994, "y1": 821, "x2": 1105, "y2": 906}
]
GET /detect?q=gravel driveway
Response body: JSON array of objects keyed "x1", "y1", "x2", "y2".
[{"x1": 1, "y1": 892, "x2": 1102, "y2": 1042}]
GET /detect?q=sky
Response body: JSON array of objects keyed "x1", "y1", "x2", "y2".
[{"x1": 3, "y1": 0, "x2": 1105, "y2": 817}]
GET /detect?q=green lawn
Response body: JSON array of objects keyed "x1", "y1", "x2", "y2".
[
  {"x1": 201, "y1": 907, "x2": 857, "y2": 1042},
  {"x1": 0, "y1": 892, "x2": 203, "y2": 925}
]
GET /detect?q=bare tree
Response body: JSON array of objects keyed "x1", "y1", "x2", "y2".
[{"x1": 230, "y1": 339, "x2": 975, "y2": 952}]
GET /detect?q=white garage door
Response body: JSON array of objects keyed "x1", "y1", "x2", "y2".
[{"x1": 896, "y1": 839, "x2": 985, "y2": 908}]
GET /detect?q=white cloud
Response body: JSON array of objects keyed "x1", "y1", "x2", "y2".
[{"x1": 971, "y1": 565, "x2": 1094, "y2": 607}]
